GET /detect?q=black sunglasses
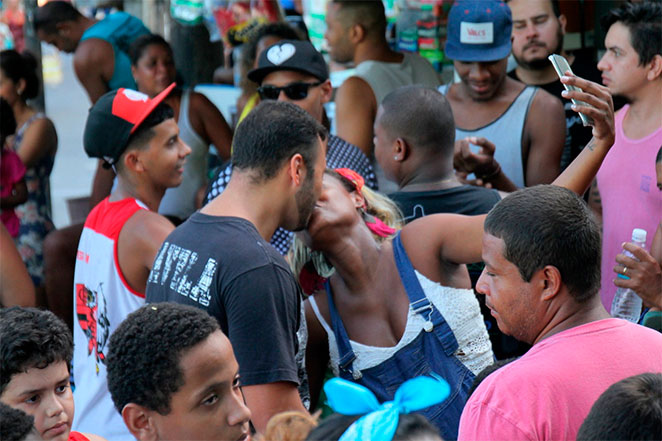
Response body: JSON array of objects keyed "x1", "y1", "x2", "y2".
[{"x1": 257, "y1": 81, "x2": 323, "y2": 101}]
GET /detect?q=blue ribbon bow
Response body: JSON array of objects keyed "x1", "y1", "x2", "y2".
[{"x1": 323, "y1": 375, "x2": 451, "y2": 441}]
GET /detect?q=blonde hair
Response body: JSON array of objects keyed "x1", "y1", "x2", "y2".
[
  {"x1": 289, "y1": 170, "x2": 404, "y2": 282},
  {"x1": 256, "y1": 411, "x2": 319, "y2": 441}
]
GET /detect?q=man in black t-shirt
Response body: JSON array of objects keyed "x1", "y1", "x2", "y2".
[
  {"x1": 146, "y1": 101, "x2": 327, "y2": 433},
  {"x1": 507, "y1": 0, "x2": 602, "y2": 169}
]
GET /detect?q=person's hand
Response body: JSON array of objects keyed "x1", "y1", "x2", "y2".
[
  {"x1": 455, "y1": 173, "x2": 494, "y2": 189},
  {"x1": 560, "y1": 73, "x2": 614, "y2": 150},
  {"x1": 614, "y1": 243, "x2": 662, "y2": 310},
  {"x1": 454, "y1": 137, "x2": 500, "y2": 182}
]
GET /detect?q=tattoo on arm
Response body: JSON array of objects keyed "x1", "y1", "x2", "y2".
[{"x1": 586, "y1": 138, "x2": 596, "y2": 152}]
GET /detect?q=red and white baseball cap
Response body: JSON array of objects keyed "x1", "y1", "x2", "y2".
[{"x1": 84, "y1": 83, "x2": 176, "y2": 165}]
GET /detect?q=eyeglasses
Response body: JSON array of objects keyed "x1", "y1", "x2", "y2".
[{"x1": 257, "y1": 81, "x2": 323, "y2": 101}]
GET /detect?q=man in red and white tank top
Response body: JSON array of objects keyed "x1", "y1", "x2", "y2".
[
  {"x1": 72, "y1": 83, "x2": 190, "y2": 440},
  {"x1": 593, "y1": 2, "x2": 662, "y2": 311}
]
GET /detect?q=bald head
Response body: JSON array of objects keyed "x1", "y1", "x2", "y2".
[{"x1": 379, "y1": 86, "x2": 456, "y2": 158}]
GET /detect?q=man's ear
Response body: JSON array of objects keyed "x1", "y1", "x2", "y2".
[
  {"x1": 646, "y1": 54, "x2": 662, "y2": 81},
  {"x1": 319, "y1": 80, "x2": 333, "y2": 105},
  {"x1": 288, "y1": 153, "x2": 306, "y2": 187},
  {"x1": 122, "y1": 150, "x2": 144, "y2": 174},
  {"x1": 393, "y1": 138, "x2": 409, "y2": 162},
  {"x1": 122, "y1": 403, "x2": 158, "y2": 441},
  {"x1": 558, "y1": 14, "x2": 567, "y2": 35},
  {"x1": 348, "y1": 23, "x2": 365, "y2": 45},
  {"x1": 538, "y1": 265, "x2": 563, "y2": 302}
]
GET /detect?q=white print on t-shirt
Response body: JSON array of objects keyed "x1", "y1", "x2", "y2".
[
  {"x1": 404, "y1": 204, "x2": 426, "y2": 222},
  {"x1": 149, "y1": 242, "x2": 216, "y2": 307}
]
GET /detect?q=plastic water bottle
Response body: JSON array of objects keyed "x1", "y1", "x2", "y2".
[{"x1": 610, "y1": 228, "x2": 647, "y2": 322}]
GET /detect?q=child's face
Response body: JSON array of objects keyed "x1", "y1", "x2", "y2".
[
  {"x1": 0, "y1": 360, "x2": 73, "y2": 441},
  {"x1": 146, "y1": 330, "x2": 252, "y2": 441}
]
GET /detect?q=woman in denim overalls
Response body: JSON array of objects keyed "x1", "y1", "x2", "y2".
[{"x1": 291, "y1": 169, "x2": 494, "y2": 440}]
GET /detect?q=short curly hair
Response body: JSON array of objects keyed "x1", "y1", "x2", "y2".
[
  {"x1": 0, "y1": 307, "x2": 73, "y2": 395},
  {"x1": 106, "y1": 303, "x2": 220, "y2": 415},
  {"x1": 0, "y1": 402, "x2": 35, "y2": 441}
]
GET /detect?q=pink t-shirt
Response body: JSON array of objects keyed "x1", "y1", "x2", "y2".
[
  {"x1": 458, "y1": 318, "x2": 662, "y2": 441},
  {"x1": 596, "y1": 105, "x2": 662, "y2": 310},
  {"x1": 0, "y1": 148, "x2": 26, "y2": 237}
]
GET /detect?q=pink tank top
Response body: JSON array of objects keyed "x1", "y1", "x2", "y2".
[{"x1": 596, "y1": 105, "x2": 662, "y2": 310}]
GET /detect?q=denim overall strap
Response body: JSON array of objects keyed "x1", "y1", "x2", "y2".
[
  {"x1": 392, "y1": 233, "x2": 459, "y2": 356},
  {"x1": 325, "y1": 280, "x2": 362, "y2": 379}
]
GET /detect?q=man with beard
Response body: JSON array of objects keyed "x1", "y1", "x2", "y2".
[
  {"x1": 205, "y1": 40, "x2": 376, "y2": 255},
  {"x1": 145, "y1": 101, "x2": 327, "y2": 433},
  {"x1": 507, "y1": 0, "x2": 602, "y2": 170},
  {"x1": 440, "y1": 0, "x2": 565, "y2": 192}
]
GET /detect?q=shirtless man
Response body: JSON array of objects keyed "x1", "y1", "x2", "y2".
[{"x1": 441, "y1": 0, "x2": 565, "y2": 192}]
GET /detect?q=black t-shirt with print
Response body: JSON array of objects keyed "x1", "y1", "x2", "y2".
[{"x1": 145, "y1": 214, "x2": 309, "y2": 406}]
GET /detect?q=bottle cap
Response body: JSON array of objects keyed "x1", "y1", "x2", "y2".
[{"x1": 632, "y1": 228, "x2": 647, "y2": 243}]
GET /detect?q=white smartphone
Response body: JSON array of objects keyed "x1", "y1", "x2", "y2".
[{"x1": 548, "y1": 54, "x2": 594, "y2": 126}]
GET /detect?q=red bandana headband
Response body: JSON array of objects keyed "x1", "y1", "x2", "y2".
[{"x1": 334, "y1": 168, "x2": 396, "y2": 238}]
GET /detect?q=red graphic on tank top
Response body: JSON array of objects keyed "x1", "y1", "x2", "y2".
[{"x1": 76, "y1": 283, "x2": 110, "y2": 374}]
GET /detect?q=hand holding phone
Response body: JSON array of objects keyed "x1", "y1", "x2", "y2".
[{"x1": 548, "y1": 54, "x2": 594, "y2": 126}]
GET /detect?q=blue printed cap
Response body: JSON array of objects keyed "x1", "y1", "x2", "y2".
[{"x1": 445, "y1": 0, "x2": 512, "y2": 62}]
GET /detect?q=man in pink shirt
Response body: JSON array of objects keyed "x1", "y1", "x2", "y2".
[
  {"x1": 458, "y1": 185, "x2": 662, "y2": 441},
  {"x1": 590, "y1": 2, "x2": 662, "y2": 311}
]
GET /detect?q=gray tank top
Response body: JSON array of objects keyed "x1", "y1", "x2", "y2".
[
  {"x1": 439, "y1": 84, "x2": 537, "y2": 188},
  {"x1": 159, "y1": 90, "x2": 209, "y2": 220},
  {"x1": 354, "y1": 52, "x2": 441, "y2": 104}
]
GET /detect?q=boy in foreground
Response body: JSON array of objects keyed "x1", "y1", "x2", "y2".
[{"x1": 0, "y1": 307, "x2": 106, "y2": 441}]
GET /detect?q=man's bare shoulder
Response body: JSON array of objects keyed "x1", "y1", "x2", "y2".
[
  {"x1": 74, "y1": 38, "x2": 114, "y2": 68},
  {"x1": 338, "y1": 75, "x2": 374, "y2": 98},
  {"x1": 502, "y1": 76, "x2": 529, "y2": 101},
  {"x1": 120, "y1": 210, "x2": 174, "y2": 252}
]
